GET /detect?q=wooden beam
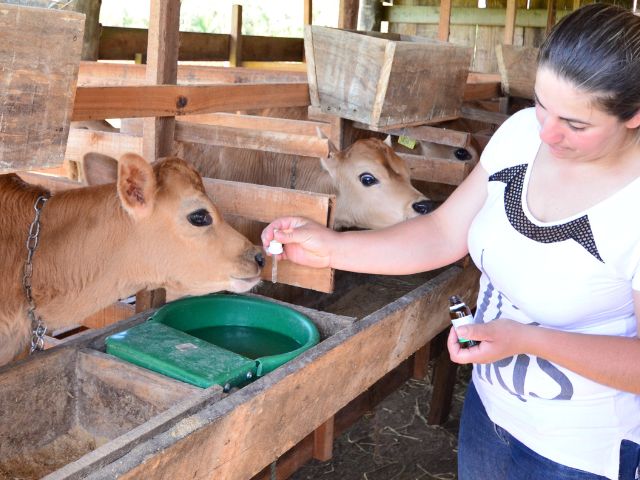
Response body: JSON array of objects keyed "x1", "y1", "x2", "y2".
[
  {"x1": 71, "y1": 83, "x2": 310, "y2": 121},
  {"x1": 546, "y1": 0, "x2": 557, "y2": 34},
  {"x1": 495, "y1": 44, "x2": 538, "y2": 99},
  {"x1": 312, "y1": 417, "x2": 334, "y2": 461},
  {"x1": 304, "y1": 0, "x2": 313, "y2": 25},
  {"x1": 65, "y1": 129, "x2": 143, "y2": 167},
  {"x1": 229, "y1": 4, "x2": 243, "y2": 67},
  {"x1": 142, "y1": 0, "x2": 180, "y2": 163},
  {"x1": 438, "y1": 0, "x2": 452, "y2": 42},
  {"x1": 178, "y1": 113, "x2": 331, "y2": 138},
  {"x1": 175, "y1": 122, "x2": 329, "y2": 158},
  {"x1": 383, "y1": 5, "x2": 569, "y2": 27},
  {"x1": 400, "y1": 153, "x2": 474, "y2": 185},
  {"x1": 98, "y1": 27, "x2": 303, "y2": 62},
  {"x1": 504, "y1": 0, "x2": 517, "y2": 45},
  {"x1": 339, "y1": 0, "x2": 359, "y2": 29},
  {"x1": 77, "y1": 62, "x2": 307, "y2": 87},
  {"x1": 386, "y1": 125, "x2": 471, "y2": 149}
]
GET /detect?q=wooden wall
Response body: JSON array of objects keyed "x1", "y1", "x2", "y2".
[{"x1": 384, "y1": 0, "x2": 634, "y2": 73}]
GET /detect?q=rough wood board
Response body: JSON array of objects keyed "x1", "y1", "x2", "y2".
[
  {"x1": 175, "y1": 122, "x2": 329, "y2": 158},
  {"x1": 78, "y1": 264, "x2": 480, "y2": 480},
  {"x1": 306, "y1": 26, "x2": 472, "y2": 128},
  {"x1": 496, "y1": 44, "x2": 538, "y2": 99},
  {"x1": 72, "y1": 83, "x2": 310, "y2": 121},
  {"x1": 97, "y1": 27, "x2": 303, "y2": 63},
  {"x1": 77, "y1": 62, "x2": 307, "y2": 87},
  {"x1": 0, "y1": 5, "x2": 84, "y2": 173}
]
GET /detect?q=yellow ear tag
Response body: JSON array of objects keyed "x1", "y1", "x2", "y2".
[{"x1": 398, "y1": 135, "x2": 417, "y2": 149}]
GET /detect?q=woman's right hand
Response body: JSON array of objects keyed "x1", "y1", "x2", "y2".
[{"x1": 261, "y1": 217, "x2": 338, "y2": 269}]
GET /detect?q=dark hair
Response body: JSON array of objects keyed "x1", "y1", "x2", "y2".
[{"x1": 538, "y1": 3, "x2": 640, "y2": 121}]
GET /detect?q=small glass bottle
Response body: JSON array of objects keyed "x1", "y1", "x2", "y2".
[{"x1": 449, "y1": 295, "x2": 480, "y2": 348}]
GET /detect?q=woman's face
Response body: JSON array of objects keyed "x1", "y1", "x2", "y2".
[{"x1": 534, "y1": 67, "x2": 635, "y2": 163}]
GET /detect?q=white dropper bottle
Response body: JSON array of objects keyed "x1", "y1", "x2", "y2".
[{"x1": 267, "y1": 239, "x2": 283, "y2": 283}]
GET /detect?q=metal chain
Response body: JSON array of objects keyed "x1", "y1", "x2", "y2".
[{"x1": 23, "y1": 194, "x2": 49, "y2": 353}]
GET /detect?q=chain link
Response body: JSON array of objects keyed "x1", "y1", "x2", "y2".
[{"x1": 23, "y1": 194, "x2": 49, "y2": 353}]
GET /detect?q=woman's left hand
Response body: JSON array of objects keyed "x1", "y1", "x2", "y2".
[{"x1": 447, "y1": 318, "x2": 529, "y2": 364}]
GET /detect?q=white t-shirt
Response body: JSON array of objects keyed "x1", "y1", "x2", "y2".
[{"x1": 468, "y1": 107, "x2": 640, "y2": 479}]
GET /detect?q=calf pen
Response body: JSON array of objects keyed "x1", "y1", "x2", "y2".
[
  {"x1": 1, "y1": 5, "x2": 498, "y2": 476},
  {"x1": 0, "y1": 262, "x2": 479, "y2": 480}
]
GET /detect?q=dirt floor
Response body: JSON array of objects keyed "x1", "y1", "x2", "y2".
[{"x1": 289, "y1": 363, "x2": 472, "y2": 480}]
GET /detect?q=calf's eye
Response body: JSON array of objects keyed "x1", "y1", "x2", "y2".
[
  {"x1": 359, "y1": 173, "x2": 379, "y2": 187},
  {"x1": 187, "y1": 208, "x2": 212, "y2": 227}
]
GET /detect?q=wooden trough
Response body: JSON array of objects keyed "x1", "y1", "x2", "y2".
[
  {"x1": 304, "y1": 26, "x2": 473, "y2": 129},
  {"x1": 0, "y1": 263, "x2": 479, "y2": 480}
]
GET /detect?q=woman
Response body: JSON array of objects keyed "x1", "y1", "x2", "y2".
[{"x1": 261, "y1": 4, "x2": 640, "y2": 478}]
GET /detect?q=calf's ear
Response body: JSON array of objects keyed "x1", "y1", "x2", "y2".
[
  {"x1": 82, "y1": 152, "x2": 118, "y2": 185},
  {"x1": 116, "y1": 153, "x2": 157, "y2": 220}
]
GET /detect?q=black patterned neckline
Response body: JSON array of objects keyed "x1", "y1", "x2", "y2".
[{"x1": 489, "y1": 164, "x2": 604, "y2": 262}]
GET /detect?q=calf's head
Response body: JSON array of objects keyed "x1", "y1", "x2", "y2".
[
  {"x1": 320, "y1": 138, "x2": 435, "y2": 230},
  {"x1": 85, "y1": 152, "x2": 264, "y2": 296}
]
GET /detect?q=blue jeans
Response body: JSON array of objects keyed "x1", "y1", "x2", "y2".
[{"x1": 458, "y1": 381, "x2": 640, "y2": 480}]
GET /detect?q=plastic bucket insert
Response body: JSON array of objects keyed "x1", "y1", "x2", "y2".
[{"x1": 106, "y1": 294, "x2": 320, "y2": 389}]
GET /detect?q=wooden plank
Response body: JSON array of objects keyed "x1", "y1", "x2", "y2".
[
  {"x1": 81, "y1": 301, "x2": 135, "y2": 329},
  {"x1": 98, "y1": 27, "x2": 303, "y2": 63},
  {"x1": 88, "y1": 264, "x2": 480, "y2": 479},
  {"x1": 77, "y1": 62, "x2": 307, "y2": 87},
  {"x1": 313, "y1": 417, "x2": 335, "y2": 461},
  {"x1": 339, "y1": 0, "x2": 360, "y2": 29},
  {"x1": 65, "y1": 129, "x2": 143, "y2": 167},
  {"x1": 0, "y1": 5, "x2": 84, "y2": 173},
  {"x1": 399, "y1": 153, "x2": 473, "y2": 185},
  {"x1": 203, "y1": 178, "x2": 331, "y2": 226},
  {"x1": 175, "y1": 122, "x2": 329, "y2": 158},
  {"x1": 386, "y1": 125, "x2": 471, "y2": 148},
  {"x1": 383, "y1": 5, "x2": 570, "y2": 27},
  {"x1": 178, "y1": 113, "x2": 331, "y2": 138},
  {"x1": 438, "y1": 0, "x2": 453, "y2": 41},
  {"x1": 71, "y1": 83, "x2": 310, "y2": 121},
  {"x1": 495, "y1": 44, "x2": 538, "y2": 99},
  {"x1": 461, "y1": 105, "x2": 509, "y2": 125},
  {"x1": 504, "y1": 0, "x2": 518, "y2": 45}
]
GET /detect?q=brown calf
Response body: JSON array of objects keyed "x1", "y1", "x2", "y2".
[{"x1": 0, "y1": 153, "x2": 263, "y2": 366}]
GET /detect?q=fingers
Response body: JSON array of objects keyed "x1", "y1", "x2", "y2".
[{"x1": 261, "y1": 217, "x2": 305, "y2": 249}]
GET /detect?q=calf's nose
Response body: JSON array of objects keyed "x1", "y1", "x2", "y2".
[
  {"x1": 255, "y1": 252, "x2": 265, "y2": 268},
  {"x1": 412, "y1": 200, "x2": 437, "y2": 215}
]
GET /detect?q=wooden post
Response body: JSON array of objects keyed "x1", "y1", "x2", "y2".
[
  {"x1": 137, "y1": 0, "x2": 180, "y2": 312},
  {"x1": 229, "y1": 4, "x2": 243, "y2": 67},
  {"x1": 438, "y1": 0, "x2": 453, "y2": 42},
  {"x1": 338, "y1": 0, "x2": 359, "y2": 30},
  {"x1": 312, "y1": 417, "x2": 335, "y2": 461},
  {"x1": 143, "y1": 0, "x2": 180, "y2": 162},
  {"x1": 546, "y1": 0, "x2": 557, "y2": 35},
  {"x1": 504, "y1": 0, "x2": 517, "y2": 45},
  {"x1": 76, "y1": 0, "x2": 103, "y2": 61},
  {"x1": 304, "y1": 0, "x2": 313, "y2": 25},
  {"x1": 358, "y1": 0, "x2": 383, "y2": 31}
]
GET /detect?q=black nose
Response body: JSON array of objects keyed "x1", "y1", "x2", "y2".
[
  {"x1": 412, "y1": 200, "x2": 436, "y2": 215},
  {"x1": 454, "y1": 148, "x2": 472, "y2": 161},
  {"x1": 255, "y1": 252, "x2": 265, "y2": 268}
]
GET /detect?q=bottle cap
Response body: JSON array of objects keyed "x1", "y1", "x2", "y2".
[{"x1": 267, "y1": 240, "x2": 283, "y2": 255}]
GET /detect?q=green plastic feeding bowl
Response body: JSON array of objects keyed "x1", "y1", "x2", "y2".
[{"x1": 106, "y1": 294, "x2": 320, "y2": 390}]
